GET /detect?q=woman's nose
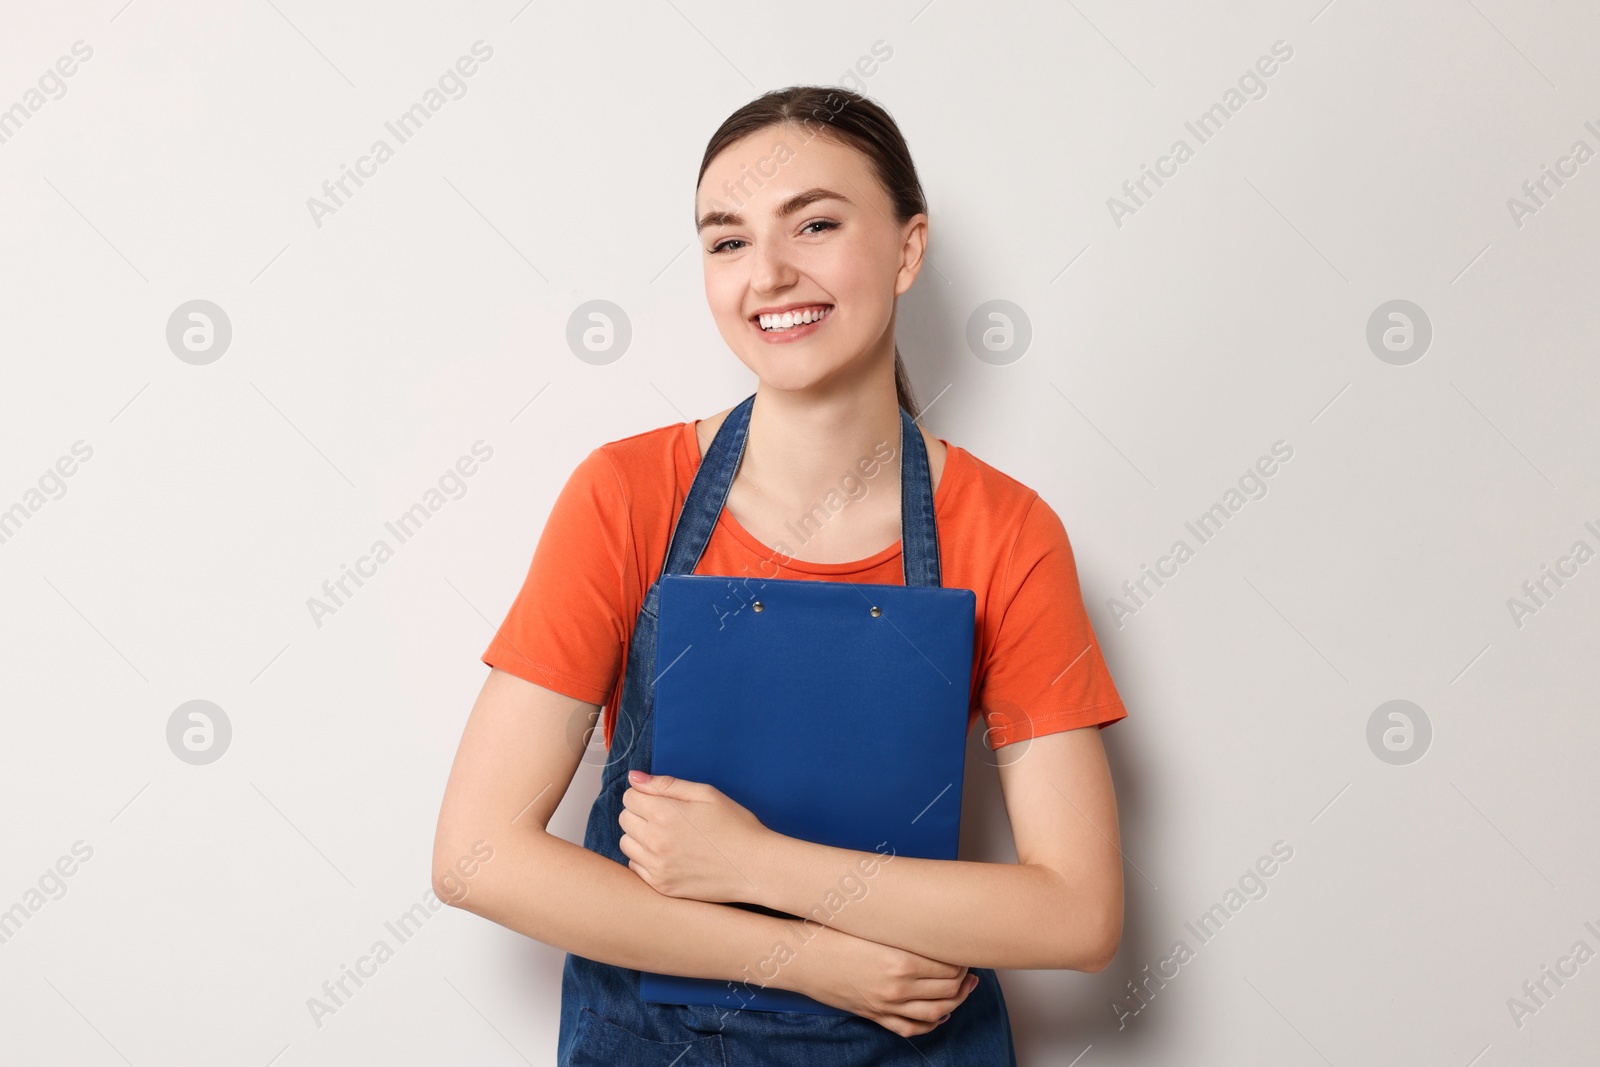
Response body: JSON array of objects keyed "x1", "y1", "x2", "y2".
[{"x1": 747, "y1": 240, "x2": 797, "y2": 289}]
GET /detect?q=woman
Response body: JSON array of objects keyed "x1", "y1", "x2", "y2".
[{"x1": 433, "y1": 85, "x2": 1128, "y2": 1065}]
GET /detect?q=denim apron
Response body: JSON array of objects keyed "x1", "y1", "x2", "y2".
[{"x1": 557, "y1": 392, "x2": 1019, "y2": 1067}]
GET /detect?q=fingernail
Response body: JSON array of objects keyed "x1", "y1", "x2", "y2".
[
  {"x1": 629, "y1": 770, "x2": 650, "y2": 783},
  {"x1": 938, "y1": 1013, "x2": 951, "y2": 1023}
]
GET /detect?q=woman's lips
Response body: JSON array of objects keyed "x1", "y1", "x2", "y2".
[{"x1": 750, "y1": 305, "x2": 832, "y2": 344}]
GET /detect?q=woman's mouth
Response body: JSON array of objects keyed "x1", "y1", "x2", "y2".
[{"x1": 750, "y1": 305, "x2": 833, "y2": 344}]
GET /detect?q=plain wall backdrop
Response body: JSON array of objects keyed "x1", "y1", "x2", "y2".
[{"x1": 2, "y1": 1, "x2": 1597, "y2": 1064}]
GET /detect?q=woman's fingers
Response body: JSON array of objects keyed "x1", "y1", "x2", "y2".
[
  {"x1": 902, "y1": 966, "x2": 970, "y2": 999},
  {"x1": 873, "y1": 972, "x2": 980, "y2": 1036},
  {"x1": 921, "y1": 979, "x2": 979, "y2": 1017},
  {"x1": 909, "y1": 972, "x2": 980, "y2": 1020}
]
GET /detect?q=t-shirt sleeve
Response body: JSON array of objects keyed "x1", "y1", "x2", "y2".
[
  {"x1": 979, "y1": 494, "x2": 1128, "y2": 749},
  {"x1": 480, "y1": 447, "x2": 630, "y2": 706}
]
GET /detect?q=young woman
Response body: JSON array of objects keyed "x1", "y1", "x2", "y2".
[{"x1": 433, "y1": 86, "x2": 1128, "y2": 1066}]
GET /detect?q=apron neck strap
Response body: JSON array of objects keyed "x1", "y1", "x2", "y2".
[{"x1": 661, "y1": 392, "x2": 943, "y2": 587}]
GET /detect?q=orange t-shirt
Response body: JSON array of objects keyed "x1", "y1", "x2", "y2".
[{"x1": 482, "y1": 418, "x2": 1128, "y2": 750}]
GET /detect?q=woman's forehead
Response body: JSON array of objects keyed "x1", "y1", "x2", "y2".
[{"x1": 697, "y1": 132, "x2": 874, "y2": 214}]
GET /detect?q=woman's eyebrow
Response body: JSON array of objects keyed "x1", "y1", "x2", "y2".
[{"x1": 696, "y1": 187, "x2": 852, "y2": 232}]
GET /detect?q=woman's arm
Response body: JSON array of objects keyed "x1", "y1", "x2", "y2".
[
  {"x1": 432, "y1": 668, "x2": 833, "y2": 991},
  {"x1": 761, "y1": 725, "x2": 1122, "y2": 970},
  {"x1": 626, "y1": 726, "x2": 1124, "y2": 972},
  {"x1": 436, "y1": 666, "x2": 996, "y2": 1037}
]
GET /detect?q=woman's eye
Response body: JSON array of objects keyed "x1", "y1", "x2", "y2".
[{"x1": 707, "y1": 221, "x2": 836, "y2": 254}]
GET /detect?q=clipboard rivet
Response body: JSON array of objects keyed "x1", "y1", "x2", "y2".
[
  {"x1": 870, "y1": 605, "x2": 881, "y2": 617},
  {"x1": 752, "y1": 600, "x2": 763, "y2": 612}
]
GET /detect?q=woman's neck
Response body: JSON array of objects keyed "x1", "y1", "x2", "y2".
[
  {"x1": 739, "y1": 384, "x2": 906, "y2": 513},
  {"x1": 695, "y1": 380, "x2": 947, "y2": 565}
]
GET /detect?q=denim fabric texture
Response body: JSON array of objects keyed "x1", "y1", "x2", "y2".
[{"x1": 556, "y1": 392, "x2": 1019, "y2": 1066}]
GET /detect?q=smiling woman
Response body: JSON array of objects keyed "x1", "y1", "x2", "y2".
[
  {"x1": 692, "y1": 102, "x2": 928, "y2": 421},
  {"x1": 433, "y1": 85, "x2": 1129, "y2": 1067}
]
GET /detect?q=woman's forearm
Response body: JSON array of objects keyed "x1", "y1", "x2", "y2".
[
  {"x1": 441, "y1": 828, "x2": 828, "y2": 997},
  {"x1": 749, "y1": 835, "x2": 1113, "y2": 971}
]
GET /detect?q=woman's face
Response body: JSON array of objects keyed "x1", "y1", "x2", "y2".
[{"x1": 696, "y1": 124, "x2": 926, "y2": 397}]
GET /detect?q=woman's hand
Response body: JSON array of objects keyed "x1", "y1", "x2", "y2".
[
  {"x1": 619, "y1": 770, "x2": 772, "y2": 904},
  {"x1": 790, "y1": 921, "x2": 979, "y2": 1038}
]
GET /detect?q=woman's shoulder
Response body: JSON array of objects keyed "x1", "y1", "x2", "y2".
[
  {"x1": 942, "y1": 441, "x2": 1046, "y2": 520},
  {"x1": 558, "y1": 417, "x2": 699, "y2": 528},
  {"x1": 585, "y1": 417, "x2": 698, "y2": 473},
  {"x1": 944, "y1": 447, "x2": 1085, "y2": 601}
]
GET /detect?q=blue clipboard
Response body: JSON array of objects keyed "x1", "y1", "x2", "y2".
[{"x1": 639, "y1": 571, "x2": 977, "y2": 1015}]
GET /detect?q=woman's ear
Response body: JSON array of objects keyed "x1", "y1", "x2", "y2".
[{"x1": 895, "y1": 213, "x2": 930, "y2": 296}]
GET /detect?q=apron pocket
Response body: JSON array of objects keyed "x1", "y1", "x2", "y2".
[{"x1": 564, "y1": 1005, "x2": 727, "y2": 1067}]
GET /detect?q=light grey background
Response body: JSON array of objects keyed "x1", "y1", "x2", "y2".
[{"x1": 2, "y1": 1, "x2": 1597, "y2": 1064}]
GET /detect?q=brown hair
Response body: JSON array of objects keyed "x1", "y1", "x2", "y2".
[{"x1": 696, "y1": 86, "x2": 926, "y2": 419}]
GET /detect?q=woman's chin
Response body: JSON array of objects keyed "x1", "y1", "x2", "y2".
[{"x1": 734, "y1": 350, "x2": 847, "y2": 390}]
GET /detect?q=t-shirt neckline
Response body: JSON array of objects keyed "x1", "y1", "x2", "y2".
[{"x1": 683, "y1": 418, "x2": 960, "y2": 576}]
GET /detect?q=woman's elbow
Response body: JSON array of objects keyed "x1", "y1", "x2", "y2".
[
  {"x1": 1038, "y1": 864, "x2": 1123, "y2": 971},
  {"x1": 1079, "y1": 925, "x2": 1121, "y2": 973},
  {"x1": 431, "y1": 833, "x2": 499, "y2": 912},
  {"x1": 1053, "y1": 884, "x2": 1122, "y2": 973},
  {"x1": 1077, "y1": 899, "x2": 1124, "y2": 973}
]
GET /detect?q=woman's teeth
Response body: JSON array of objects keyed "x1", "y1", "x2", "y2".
[{"x1": 758, "y1": 306, "x2": 831, "y2": 332}]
